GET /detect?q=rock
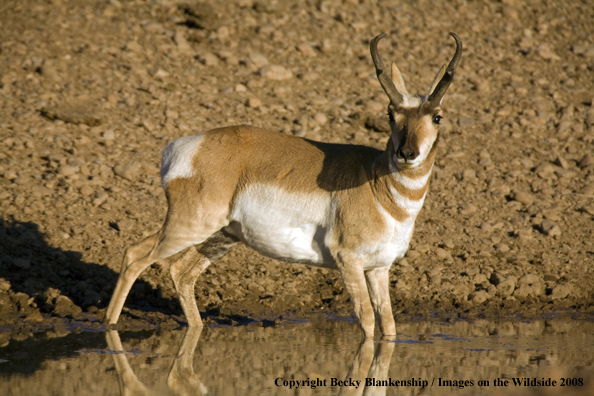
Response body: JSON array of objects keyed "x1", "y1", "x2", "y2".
[
  {"x1": 541, "y1": 210, "x2": 561, "y2": 221},
  {"x1": 469, "y1": 290, "x2": 489, "y2": 304},
  {"x1": 0, "y1": 278, "x2": 10, "y2": 292},
  {"x1": 537, "y1": 45, "x2": 561, "y2": 61},
  {"x1": 248, "y1": 52, "x2": 268, "y2": 68},
  {"x1": 496, "y1": 276, "x2": 517, "y2": 297},
  {"x1": 83, "y1": 290, "x2": 102, "y2": 307},
  {"x1": 435, "y1": 248, "x2": 450, "y2": 259},
  {"x1": 125, "y1": 40, "x2": 143, "y2": 54},
  {"x1": 478, "y1": 150, "x2": 491, "y2": 159},
  {"x1": 13, "y1": 258, "x2": 31, "y2": 269},
  {"x1": 258, "y1": 65, "x2": 293, "y2": 80},
  {"x1": 40, "y1": 59, "x2": 60, "y2": 81},
  {"x1": 153, "y1": 69, "x2": 170, "y2": 79},
  {"x1": 513, "y1": 283, "x2": 544, "y2": 300},
  {"x1": 551, "y1": 284, "x2": 572, "y2": 300},
  {"x1": 489, "y1": 272, "x2": 504, "y2": 286},
  {"x1": 174, "y1": 31, "x2": 192, "y2": 54},
  {"x1": 442, "y1": 239, "x2": 455, "y2": 249},
  {"x1": 512, "y1": 191, "x2": 535, "y2": 205},
  {"x1": 116, "y1": 219, "x2": 136, "y2": 233},
  {"x1": 101, "y1": 129, "x2": 115, "y2": 140},
  {"x1": 580, "y1": 185, "x2": 594, "y2": 195},
  {"x1": 462, "y1": 169, "x2": 476, "y2": 181},
  {"x1": 395, "y1": 279, "x2": 411, "y2": 296},
  {"x1": 299, "y1": 71, "x2": 319, "y2": 81},
  {"x1": 296, "y1": 43, "x2": 316, "y2": 57},
  {"x1": 514, "y1": 228, "x2": 533, "y2": 240},
  {"x1": 473, "y1": 273, "x2": 489, "y2": 285},
  {"x1": 459, "y1": 203, "x2": 477, "y2": 214},
  {"x1": 246, "y1": 97, "x2": 262, "y2": 108},
  {"x1": 406, "y1": 250, "x2": 420, "y2": 259},
  {"x1": 494, "y1": 243, "x2": 510, "y2": 253},
  {"x1": 543, "y1": 274, "x2": 558, "y2": 282},
  {"x1": 52, "y1": 295, "x2": 82, "y2": 317},
  {"x1": 480, "y1": 222, "x2": 493, "y2": 233},
  {"x1": 534, "y1": 162, "x2": 557, "y2": 178},
  {"x1": 58, "y1": 164, "x2": 77, "y2": 176},
  {"x1": 540, "y1": 219, "x2": 561, "y2": 236},
  {"x1": 113, "y1": 162, "x2": 142, "y2": 181},
  {"x1": 519, "y1": 274, "x2": 541, "y2": 285},
  {"x1": 198, "y1": 52, "x2": 219, "y2": 66},
  {"x1": 579, "y1": 154, "x2": 594, "y2": 168},
  {"x1": 313, "y1": 112, "x2": 328, "y2": 125},
  {"x1": 24, "y1": 309, "x2": 44, "y2": 322},
  {"x1": 2, "y1": 169, "x2": 18, "y2": 181},
  {"x1": 92, "y1": 191, "x2": 109, "y2": 206},
  {"x1": 365, "y1": 115, "x2": 390, "y2": 132},
  {"x1": 42, "y1": 102, "x2": 101, "y2": 126},
  {"x1": 80, "y1": 185, "x2": 95, "y2": 196},
  {"x1": 179, "y1": 2, "x2": 221, "y2": 31}
]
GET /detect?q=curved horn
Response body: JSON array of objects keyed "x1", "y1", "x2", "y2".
[
  {"x1": 427, "y1": 32, "x2": 463, "y2": 107},
  {"x1": 370, "y1": 33, "x2": 403, "y2": 106}
]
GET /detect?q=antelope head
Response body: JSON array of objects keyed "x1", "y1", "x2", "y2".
[{"x1": 370, "y1": 33, "x2": 462, "y2": 169}]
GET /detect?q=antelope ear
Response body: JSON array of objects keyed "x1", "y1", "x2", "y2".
[
  {"x1": 391, "y1": 63, "x2": 409, "y2": 96},
  {"x1": 428, "y1": 64, "x2": 446, "y2": 97}
]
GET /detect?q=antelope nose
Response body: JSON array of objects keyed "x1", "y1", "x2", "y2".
[{"x1": 397, "y1": 148, "x2": 417, "y2": 162}]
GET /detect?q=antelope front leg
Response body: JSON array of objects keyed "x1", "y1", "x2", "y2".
[
  {"x1": 364, "y1": 267, "x2": 396, "y2": 338},
  {"x1": 336, "y1": 253, "x2": 376, "y2": 339}
]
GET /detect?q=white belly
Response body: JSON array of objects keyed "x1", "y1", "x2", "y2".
[
  {"x1": 225, "y1": 184, "x2": 418, "y2": 270},
  {"x1": 225, "y1": 184, "x2": 336, "y2": 267}
]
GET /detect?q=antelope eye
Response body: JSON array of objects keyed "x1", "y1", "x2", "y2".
[{"x1": 432, "y1": 115, "x2": 442, "y2": 124}]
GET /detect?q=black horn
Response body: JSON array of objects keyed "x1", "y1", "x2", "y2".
[
  {"x1": 427, "y1": 32, "x2": 463, "y2": 107},
  {"x1": 370, "y1": 33, "x2": 403, "y2": 106}
]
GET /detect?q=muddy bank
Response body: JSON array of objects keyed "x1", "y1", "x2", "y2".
[{"x1": 1, "y1": 0, "x2": 594, "y2": 329}]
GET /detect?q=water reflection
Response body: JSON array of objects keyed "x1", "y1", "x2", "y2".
[
  {"x1": 1, "y1": 317, "x2": 593, "y2": 395},
  {"x1": 106, "y1": 324, "x2": 396, "y2": 396}
]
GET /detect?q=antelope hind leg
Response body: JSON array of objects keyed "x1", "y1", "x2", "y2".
[
  {"x1": 169, "y1": 231, "x2": 238, "y2": 327},
  {"x1": 104, "y1": 229, "x2": 199, "y2": 325},
  {"x1": 104, "y1": 232, "x2": 163, "y2": 325}
]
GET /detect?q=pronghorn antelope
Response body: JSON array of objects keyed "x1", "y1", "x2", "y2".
[{"x1": 104, "y1": 33, "x2": 462, "y2": 338}]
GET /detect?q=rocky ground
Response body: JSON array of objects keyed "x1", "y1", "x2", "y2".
[{"x1": 1, "y1": 0, "x2": 594, "y2": 334}]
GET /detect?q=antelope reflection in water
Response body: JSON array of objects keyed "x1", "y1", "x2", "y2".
[{"x1": 105, "y1": 327, "x2": 395, "y2": 396}]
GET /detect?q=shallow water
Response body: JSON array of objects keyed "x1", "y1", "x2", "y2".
[{"x1": 1, "y1": 316, "x2": 593, "y2": 395}]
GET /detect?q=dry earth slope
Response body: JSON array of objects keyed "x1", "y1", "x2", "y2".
[{"x1": 0, "y1": 0, "x2": 593, "y2": 330}]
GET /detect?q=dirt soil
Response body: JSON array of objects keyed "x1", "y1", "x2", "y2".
[{"x1": 1, "y1": 0, "x2": 594, "y2": 334}]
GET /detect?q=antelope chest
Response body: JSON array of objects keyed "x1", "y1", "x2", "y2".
[{"x1": 367, "y1": 205, "x2": 418, "y2": 269}]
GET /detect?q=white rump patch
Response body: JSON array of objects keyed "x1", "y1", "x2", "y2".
[{"x1": 161, "y1": 133, "x2": 205, "y2": 189}]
